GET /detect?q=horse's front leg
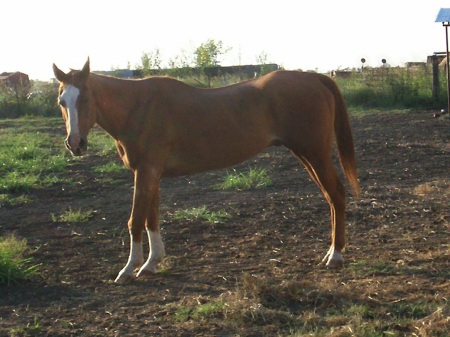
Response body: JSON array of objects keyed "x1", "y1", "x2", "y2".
[
  {"x1": 136, "y1": 178, "x2": 165, "y2": 277},
  {"x1": 115, "y1": 168, "x2": 164, "y2": 283}
]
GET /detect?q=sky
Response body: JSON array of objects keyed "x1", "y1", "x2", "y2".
[{"x1": 2, "y1": 0, "x2": 450, "y2": 81}]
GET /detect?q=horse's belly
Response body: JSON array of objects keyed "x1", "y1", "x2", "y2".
[{"x1": 163, "y1": 138, "x2": 270, "y2": 177}]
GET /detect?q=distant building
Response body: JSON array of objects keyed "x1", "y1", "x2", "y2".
[
  {"x1": 0, "y1": 71, "x2": 30, "y2": 89},
  {"x1": 405, "y1": 62, "x2": 426, "y2": 71}
]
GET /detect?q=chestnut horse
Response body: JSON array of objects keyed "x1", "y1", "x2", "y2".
[{"x1": 53, "y1": 59, "x2": 359, "y2": 283}]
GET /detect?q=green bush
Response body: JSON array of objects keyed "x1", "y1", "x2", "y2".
[
  {"x1": 0, "y1": 82, "x2": 59, "y2": 118},
  {"x1": 25, "y1": 88, "x2": 59, "y2": 117},
  {"x1": 336, "y1": 67, "x2": 447, "y2": 109}
]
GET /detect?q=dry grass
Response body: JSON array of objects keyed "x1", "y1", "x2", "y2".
[
  {"x1": 413, "y1": 179, "x2": 450, "y2": 198},
  {"x1": 161, "y1": 268, "x2": 449, "y2": 336}
]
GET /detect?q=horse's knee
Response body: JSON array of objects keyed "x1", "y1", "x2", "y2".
[{"x1": 128, "y1": 219, "x2": 145, "y2": 242}]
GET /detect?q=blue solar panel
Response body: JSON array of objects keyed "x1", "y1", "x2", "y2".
[{"x1": 436, "y1": 8, "x2": 450, "y2": 22}]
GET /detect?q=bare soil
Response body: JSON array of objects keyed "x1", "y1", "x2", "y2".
[{"x1": 0, "y1": 111, "x2": 449, "y2": 336}]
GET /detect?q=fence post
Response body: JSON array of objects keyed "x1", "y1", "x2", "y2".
[{"x1": 432, "y1": 55, "x2": 440, "y2": 104}]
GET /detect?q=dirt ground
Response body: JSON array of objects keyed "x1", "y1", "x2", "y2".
[{"x1": 0, "y1": 111, "x2": 449, "y2": 336}]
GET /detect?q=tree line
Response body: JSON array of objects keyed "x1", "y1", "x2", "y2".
[{"x1": 0, "y1": 39, "x2": 275, "y2": 118}]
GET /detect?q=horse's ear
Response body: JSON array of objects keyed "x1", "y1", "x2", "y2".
[
  {"x1": 53, "y1": 63, "x2": 67, "y2": 82},
  {"x1": 80, "y1": 58, "x2": 90, "y2": 80}
]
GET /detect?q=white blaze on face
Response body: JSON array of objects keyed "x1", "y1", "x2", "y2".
[{"x1": 60, "y1": 85, "x2": 80, "y2": 137}]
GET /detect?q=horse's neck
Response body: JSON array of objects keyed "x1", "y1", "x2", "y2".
[{"x1": 89, "y1": 74, "x2": 128, "y2": 140}]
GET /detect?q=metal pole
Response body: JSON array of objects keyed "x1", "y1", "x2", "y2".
[{"x1": 446, "y1": 24, "x2": 450, "y2": 113}]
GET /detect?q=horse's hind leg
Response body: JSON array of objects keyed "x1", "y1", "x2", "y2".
[{"x1": 292, "y1": 150, "x2": 346, "y2": 267}]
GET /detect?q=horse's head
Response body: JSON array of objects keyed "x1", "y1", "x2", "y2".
[{"x1": 52, "y1": 58, "x2": 95, "y2": 156}]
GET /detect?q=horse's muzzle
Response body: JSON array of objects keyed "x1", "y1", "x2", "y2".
[{"x1": 65, "y1": 135, "x2": 87, "y2": 156}]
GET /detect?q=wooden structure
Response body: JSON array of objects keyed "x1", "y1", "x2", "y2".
[
  {"x1": 436, "y1": 8, "x2": 450, "y2": 112},
  {"x1": 0, "y1": 71, "x2": 30, "y2": 88}
]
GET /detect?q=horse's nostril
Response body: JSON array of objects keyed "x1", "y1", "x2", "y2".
[{"x1": 65, "y1": 136, "x2": 87, "y2": 155}]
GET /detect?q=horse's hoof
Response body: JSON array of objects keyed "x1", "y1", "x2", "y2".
[
  {"x1": 321, "y1": 247, "x2": 344, "y2": 268},
  {"x1": 136, "y1": 266, "x2": 157, "y2": 278},
  {"x1": 114, "y1": 272, "x2": 135, "y2": 283},
  {"x1": 326, "y1": 257, "x2": 344, "y2": 268}
]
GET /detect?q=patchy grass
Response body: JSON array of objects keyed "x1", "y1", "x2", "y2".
[
  {"x1": 0, "y1": 118, "x2": 123, "y2": 207},
  {"x1": 0, "y1": 118, "x2": 70, "y2": 205},
  {"x1": 88, "y1": 128, "x2": 116, "y2": 156},
  {"x1": 347, "y1": 259, "x2": 397, "y2": 276}
]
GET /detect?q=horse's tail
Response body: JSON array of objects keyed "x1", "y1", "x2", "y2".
[{"x1": 322, "y1": 76, "x2": 360, "y2": 197}]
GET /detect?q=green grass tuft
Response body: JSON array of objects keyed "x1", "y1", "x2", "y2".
[
  {"x1": 52, "y1": 207, "x2": 93, "y2": 223},
  {"x1": 216, "y1": 167, "x2": 272, "y2": 190},
  {"x1": 10, "y1": 316, "x2": 41, "y2": 336},
  {"x1": 173, "y1": 205, "x2": 231, "y2": 224}
]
